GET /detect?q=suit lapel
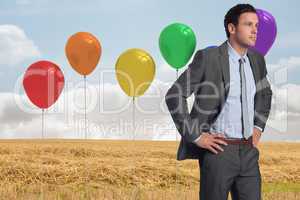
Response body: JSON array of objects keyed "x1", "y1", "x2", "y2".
[
  {"x1": 247, "y1": 50, "x2": 259, "y2": 91},
  {"x1": 218, "y1": 41, "x2": 230, "y2": 99}
]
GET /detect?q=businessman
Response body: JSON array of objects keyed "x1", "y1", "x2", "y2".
[{"x1": 165, "y1": 4, "x2": 272, "y2": 200}]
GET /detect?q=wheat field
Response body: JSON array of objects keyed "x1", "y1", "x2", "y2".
[{"x1": 0, "y1": 139, "x2": 299, "y2": 200}]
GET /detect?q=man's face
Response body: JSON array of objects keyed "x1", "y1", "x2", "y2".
[{"x1": 229, "y1": 12, "x2": 259, "y2": 47}]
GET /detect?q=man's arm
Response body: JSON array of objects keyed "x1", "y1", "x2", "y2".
[
  {"x1": 254, "y1": 55, "x2": 273, "y2": 132},
  {"x1": 165, "y1": 50, "x2": 206, "y2": 143}
]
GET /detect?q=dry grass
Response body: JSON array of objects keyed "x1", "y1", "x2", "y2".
[{"x1": 0, "y1": 139, "x2": 299, "y2": 199}]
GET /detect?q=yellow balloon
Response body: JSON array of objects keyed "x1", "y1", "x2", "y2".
[{"x1": 115, "y1": 49, "x2": 156, "y2": 97}]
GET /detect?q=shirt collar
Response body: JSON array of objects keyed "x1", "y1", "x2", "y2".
[{"x1": 227, "y1": 40, "x2": 248, "y2": 62}]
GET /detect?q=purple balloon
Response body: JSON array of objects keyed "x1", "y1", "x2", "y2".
[{"x1": 252, "y1": 9, "x2": 277, "y2": 56}]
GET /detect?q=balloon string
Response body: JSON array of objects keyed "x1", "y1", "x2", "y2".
[
  {"x1": 132, "y1": 96, "x2": 137, "y2": 191},
  {"x1": 42, "y1": 109, "x2": 44, "y2": 139},
  {"x1": 175, "y1": 69, "x2": 179, "y2": 142},
  {"x1": 84, "y1": 75, "x2": 87, "y2": 140},
  {"x1": 175, "y1": 69, "x2": 179, "y2": 193},
  {"x1": 132, "y1": 96, "x2": 135, "y2": 141}
]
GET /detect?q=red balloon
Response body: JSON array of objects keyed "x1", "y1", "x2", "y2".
[{"x1": 23, "y1": 60, "x2": 65, "y2": 109}]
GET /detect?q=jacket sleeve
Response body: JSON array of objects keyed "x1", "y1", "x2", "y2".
[
  {"x1": 165, "y1": 50, "x2": 207, "y2": 143},
  {"x1": 254, "y1": 55, "x2": 273, "y2": 132}
]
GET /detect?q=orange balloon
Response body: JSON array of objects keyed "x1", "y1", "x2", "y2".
[{"x1": 65, "y1": 32, "x2": 101, "y2": 76}]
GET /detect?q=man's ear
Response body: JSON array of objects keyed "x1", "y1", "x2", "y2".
[{"x1": 228, "y1": 23, "x2": 236, "y2": 35}]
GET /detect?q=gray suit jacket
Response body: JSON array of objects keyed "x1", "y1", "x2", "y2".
[{"x1": 165, "y1": 41, "x2": 273, "y2": 162}]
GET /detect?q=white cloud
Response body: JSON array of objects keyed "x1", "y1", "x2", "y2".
[
  {"x1": 0, "y1": 69, "x2": 300, "y2": 140},
  {"x1": 280, "y1": 84, "x2": 300, "y2": 113},
  {"x1": 275, "y1": 56, "x2": 300, "y2": 70},
  {"x1": 156, "y1": 62, "x2": 177, "y2": 82},
  {"x1": 266, "y1": 56, "x2": 300, "y2": 86},
  {"x1": 0, "y1": 25, "x2": 41, "y2": 65},
  {"x1": 0, "y1": 80, "x2": 181, "y2": 140},
  {"x1": 265, "y1": 83, "x2": 300, "y2": 135},
  {"x1": 156, "y1": 60, "x2": 192, "y2": 86}
]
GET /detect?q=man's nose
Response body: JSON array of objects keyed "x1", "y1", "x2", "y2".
[{"x1": 252, "y1": 26, "x2": 258, "y2": 34}]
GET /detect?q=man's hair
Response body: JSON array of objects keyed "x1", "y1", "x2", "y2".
[{"x1": 224, "y1": 4, "x2": 256, "y2": 38}]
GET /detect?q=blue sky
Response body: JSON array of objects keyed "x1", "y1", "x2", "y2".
[
  {"x1": 0, "y1": 0, "x2": 299, "y2": 90},
  {"x1": 0, "y1": 0, "x2": 299, "y2": 140}
]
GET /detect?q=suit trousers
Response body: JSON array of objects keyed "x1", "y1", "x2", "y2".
[{"x1": 198, "y1": 142, "x2": 261, "y2": 200}]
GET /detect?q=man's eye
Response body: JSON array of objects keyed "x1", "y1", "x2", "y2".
[{"x1": 243, "y1": 22, "x2": 251, "y2": 26}]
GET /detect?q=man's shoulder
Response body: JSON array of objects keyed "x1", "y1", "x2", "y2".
[{"x1": 194, "y1": 46, "x2": 220, "y2": 59}]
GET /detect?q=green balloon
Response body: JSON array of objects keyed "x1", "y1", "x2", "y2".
[{"x1": 159, "y1": 23, "x2": 196, "y2": 69}]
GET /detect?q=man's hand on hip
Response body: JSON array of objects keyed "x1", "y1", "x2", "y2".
[
  {"x1": 195, "y1": 132, "x2": 228, "y2": 154},
  {"x1": 252, "y1": 127, "x2": 262, "y2": 147}
]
